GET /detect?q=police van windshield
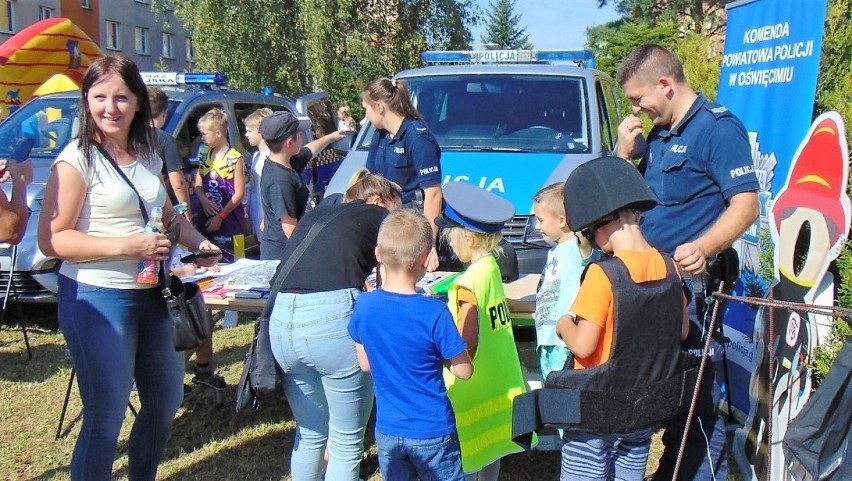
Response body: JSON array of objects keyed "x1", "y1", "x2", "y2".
[
  {"x1": 357, "y1": 74, "x2": 589, "y2": 153},
  {"x1": 0, "y1": 97, "x2": 79, "y2": 168}
]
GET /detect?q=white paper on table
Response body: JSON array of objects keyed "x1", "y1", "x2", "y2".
[{"x1": 181, "y1": 258, "x2": 280, "y2": 287}]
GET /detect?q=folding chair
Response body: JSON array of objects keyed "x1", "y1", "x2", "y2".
[
  {"x1": 1, "y1": 244, "x2": 33, "y2": 360},
  {"x1": 56, "y1": 368, "x2": 138, "y2": 440}
]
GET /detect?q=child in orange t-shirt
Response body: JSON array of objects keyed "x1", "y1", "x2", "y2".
[{"x1": 555, "y1": 156, "x2": 689, "y2": 481}]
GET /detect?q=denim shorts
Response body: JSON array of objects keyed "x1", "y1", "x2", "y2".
[{"x1": 376, "y1": 431, "x2": 464, "y2": 481}]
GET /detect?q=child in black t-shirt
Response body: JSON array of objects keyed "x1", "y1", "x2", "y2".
[{"x1": 257, "y1": 111, "x2": 345, "y2": 261}]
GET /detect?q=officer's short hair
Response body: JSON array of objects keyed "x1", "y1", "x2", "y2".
[
  {"x1": 616, "y1": 44, "x2": 686, "y2": 86},
  {"x1": 378, "y1": 210, "x2": 433, "y2": 273}
]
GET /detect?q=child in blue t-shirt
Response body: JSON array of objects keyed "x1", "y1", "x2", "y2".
[
  {"x1": 349, "y1": 210, "x2": 473, "y2": 481},
  {"x1": 509, "y1": 183, "x2": 598, "y2": 381}
]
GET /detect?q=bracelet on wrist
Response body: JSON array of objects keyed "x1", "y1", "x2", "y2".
[{"x1": 218, "y1": 210, "x2": 228, "y2": 220}]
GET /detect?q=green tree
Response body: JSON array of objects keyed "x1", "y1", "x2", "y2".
[
  {"x1": 817, "y1": 0, "x2": 852, "y2": 312},
  {"x1": 586, "y1": 19, "x2": 679, "y2": 79},
  {"x1": 597, "y1": 0, "x2": 727, "y2": 35},
  {"x1": 155, "y1": 0, "x2": 476, "y2": 116},
  {"x1": 673, "y1": 32, "x2": 720, "y2": 100},
  {"x1": 585, "y1": 19, "x2": 679, "y2": 117},
  {"x1": 297, "y1": 0, "x2": 476, "y2": 117},
  {"x1": 480, "y1": 0, "x2": 533, "y2": 49},
  {"x1": 817, "y1": 0, "x2": 852, "y2": 146},
  {"x1": 154, "y1": 0, "x2": 307, "y2": 96}
]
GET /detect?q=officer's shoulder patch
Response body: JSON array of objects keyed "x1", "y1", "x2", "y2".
[
  {"x1": 410, "y1": 119, "x2": 431, "y2": 134},
  {"x1": 707, "y1": 105, "x2": 732, "y2": 119}
]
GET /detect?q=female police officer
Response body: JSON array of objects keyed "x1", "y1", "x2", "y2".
[{"x1": 362, "y1": 77, "x2": 442, "y2": 271}]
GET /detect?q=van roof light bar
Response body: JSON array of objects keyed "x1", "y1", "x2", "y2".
[
  {"x1": 421, "y1": 49, "x2": 595, "y2": 68},
  {"x1": 140, "y1": 72, "x2": 229, "y2": 87}
]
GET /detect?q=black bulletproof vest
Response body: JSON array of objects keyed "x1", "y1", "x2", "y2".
[{"x1": 512, "y1": 255, "x2": 700, "y2": 448}]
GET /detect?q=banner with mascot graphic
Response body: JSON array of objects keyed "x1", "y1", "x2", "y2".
[
  {"x1": 716, "y1": 1, "x2": 851, "y2": 480},
  {"x1": 0, "y1": 18, "x2": 103, "y2": 120}
]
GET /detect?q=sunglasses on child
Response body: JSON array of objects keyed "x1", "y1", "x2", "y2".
[{"x1": 581, "y1": 213, "x2": 619, "y2": 242}]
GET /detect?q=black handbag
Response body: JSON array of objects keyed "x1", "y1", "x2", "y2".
[
  {"x1": 236, "y1": 203, "x2": 357, "y2": 413},
  {"x1": 97, "y1": 143, "x2": 211, "y2": 352},
  {"x1": 162, "y1": 271, "x2": 211, "y2": 351},
  {"x1": 160, "y1": 223, "x2": 212, "y2": 351},
  {"x1": 235, "y1": 316, "x2": 279, "y2": 412}
]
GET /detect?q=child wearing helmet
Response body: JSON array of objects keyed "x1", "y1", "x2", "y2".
[
  {"x1": 436, "y1": 181, "x2": 527, "y2": 480},
  {"x1": 552, "y1": 156, "x2": 691, "y2": 481}
]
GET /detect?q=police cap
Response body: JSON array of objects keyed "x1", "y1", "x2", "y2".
[
  {"x1": 436, "y1": 181, "x2": 515, "y2": 233},
  {"x1": 564, "y1": 155, "x2": 656, "y2": 231}
]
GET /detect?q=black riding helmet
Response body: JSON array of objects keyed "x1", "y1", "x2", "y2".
[{"x1": 563, "y1": 155, "x2": 657, "y2": 232}]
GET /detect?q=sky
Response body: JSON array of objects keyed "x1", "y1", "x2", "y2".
[{"x1": 470, "y1": 0, "x2": 622, "y2": 50}]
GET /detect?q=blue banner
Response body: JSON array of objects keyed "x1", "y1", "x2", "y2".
[
  {"x1": 717, "y1": 0, "x2": 826, "y2": 417},
  {"x1": 718, "y1": 1, "x2": 830, "y2": 479}
]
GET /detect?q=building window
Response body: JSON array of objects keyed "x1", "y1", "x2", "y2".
[
  {"x1": 39, "y1": 6, "x2": 55, "y2": 20},
  {"x1": 82, "y1": 0, "x2": 90, "y2": 8},
  {"x1": 1, "y1": 0, "x2": 14, "y2": 33},
  {"x1": 185, "y1": 37, "x2": 196, "y2": 62},
  {"x1": 105, "y1": 21, "x2": 120, "y2": 50},
  {"x1": 135, "y1": 27, "x2": 149, "y2": 55},
  {"x1": 161, "y1": 32, "x2": 174, "y2": 59}
]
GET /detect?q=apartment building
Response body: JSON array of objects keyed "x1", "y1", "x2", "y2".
[{"x1": 1, "y1": 0, "x2": 195, "y2": 71}]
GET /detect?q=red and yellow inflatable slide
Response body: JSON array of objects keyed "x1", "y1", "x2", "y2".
[{"x1": 0, "y1": 18, "x2": 103, "y2": 120}]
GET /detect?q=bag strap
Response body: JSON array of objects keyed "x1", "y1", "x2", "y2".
[
  {"x1": 261, "y1": 202, "x2": 358, "y2": 319},
  {"x1": 95, "y1": 143, "x2": 151, "y2": 225},
  {"x1": 96, "y1": 143, "x2": 176, "y2": 295}
]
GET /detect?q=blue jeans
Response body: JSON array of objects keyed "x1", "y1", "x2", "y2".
[
  {"x1": 376, "y1": 431, "x2": 464, "y2": 481},
  {"x1": 654, "y1": 274, "x2": 729, "y2": 481},
  {"x1": 268, "y1": 288, "x2": 373, "y2": 481},
  {"x1": 561, "y1": 429, "x2": 652, "y2": 481},
  {"x1": 58, "y1": 275, "x2": 184, "y2": 481}
]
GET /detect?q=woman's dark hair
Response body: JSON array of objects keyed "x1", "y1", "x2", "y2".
[
  {"x1": 78, "y1": 54, "x2": 156, "y2": 165},
  {"x1": 360, "y1": 78, "x2": 423, "y2": 122}
]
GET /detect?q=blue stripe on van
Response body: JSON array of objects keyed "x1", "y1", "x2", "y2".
[{"x1": 439, "y1": 151, "x2": 566, "y2": 214}]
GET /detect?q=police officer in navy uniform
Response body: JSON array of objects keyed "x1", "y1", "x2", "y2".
[
  {"x1": 361, "y1": 77, "x2": 443, "y2": 271},
  {"x1": 615, "y1": 44, "x2": 760, "y2": 481}
]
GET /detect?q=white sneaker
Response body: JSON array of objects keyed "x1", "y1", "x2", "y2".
[{"x1": 222, "y1": 310, "x2": 238, "y2": 327}]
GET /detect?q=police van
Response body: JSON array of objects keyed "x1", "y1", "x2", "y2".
[
  {"x1": 0, "y1": 72, "x2": 347, "y2": 300},
  {"x1": 325, "y1": 49, "x2": 624, "y2": 273}
]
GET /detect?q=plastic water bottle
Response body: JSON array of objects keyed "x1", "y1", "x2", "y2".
[{"x1": 136, "y1": 206, "x2": 164, "y2": 285}]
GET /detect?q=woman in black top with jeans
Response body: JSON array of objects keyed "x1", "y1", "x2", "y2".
[{"x1": 267, "y1": 170, "x2": 401, "y2": 480}]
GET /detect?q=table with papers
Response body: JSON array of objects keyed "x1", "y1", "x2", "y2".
[{"x1": 194, "y1": 263, "x2": 539, "y2": 322}]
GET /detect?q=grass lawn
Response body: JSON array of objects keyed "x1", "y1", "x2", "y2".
[{"x1": 1, "y1": 307, "x2": 743, "y2": 480}]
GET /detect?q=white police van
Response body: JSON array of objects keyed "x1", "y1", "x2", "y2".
[
  {"x1": 325, "y1": 49, "x2": 624, "y2": 274},
  {"x1": 0, "y1": 72, "x2": 346, "y2": 300}
]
